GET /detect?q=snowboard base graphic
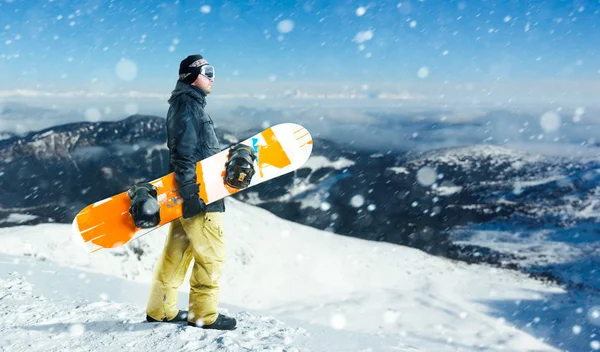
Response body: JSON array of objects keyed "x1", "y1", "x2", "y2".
[{"x1": 72, "y1": 123, "x2": 313, "y2": 253}]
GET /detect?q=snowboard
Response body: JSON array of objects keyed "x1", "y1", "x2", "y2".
[{"x1": 71, "y1": 123, "x2": 313, "y2": 253}]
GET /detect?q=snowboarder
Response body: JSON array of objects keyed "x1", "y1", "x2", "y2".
[{"x1": 145, "y1": 54, "x2": 236, "y2": 330}]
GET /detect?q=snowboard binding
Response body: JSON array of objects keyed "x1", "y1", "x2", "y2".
[
  {"x1": 127, "y1": 183, "x2": 161, "y2": 228},
  {"x1": 224, "y1": 144, "x2": 257, "y2": 189}
]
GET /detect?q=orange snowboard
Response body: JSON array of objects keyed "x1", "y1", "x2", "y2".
[{"x1": 72, "y1": 123, "x2": 313, "y2": 253}]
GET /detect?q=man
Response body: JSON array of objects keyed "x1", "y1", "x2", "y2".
[{"x1": 145, "y1": 54, "x2": 236, "y2": 330}]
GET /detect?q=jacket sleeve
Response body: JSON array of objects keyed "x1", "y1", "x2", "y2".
[{"x1": 169, "y1": 100, "x2": 199, "y2": 193}]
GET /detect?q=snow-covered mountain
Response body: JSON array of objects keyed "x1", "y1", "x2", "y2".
[
  {"x1": 1, "y1": 114, "x2": 599, "y2": 292},
  {"x1": 1, "y1": 198, "x2": 597, "y2": 352}
]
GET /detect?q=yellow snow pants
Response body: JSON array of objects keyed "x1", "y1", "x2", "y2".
[{"x1": 146, "y1": 212, "x2": 225, "y2": 326}]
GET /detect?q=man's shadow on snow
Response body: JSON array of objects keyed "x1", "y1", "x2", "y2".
[{"x1": 18, "y1": 320, "x2": 188, "y2": 334}]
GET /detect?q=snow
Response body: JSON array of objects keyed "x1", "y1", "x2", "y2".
[
  {"x1": 0, "y1": 213, "x2": 38, "y2": 224},
  {"x1": 0, "y1": 198, "x2": 589, "y2": 351},
  {"x1": 434, "y1": 185, "x2": 463, "y2": 196},
  {"x1": 302, "y1": 155, "x2": 354, "y2": 170},
  {"x1": 415, "y1": 145, "x2": 543, "y2": 168},
  {"x1": 388, "y1": 166, "x2": 409, "y2": 175}
]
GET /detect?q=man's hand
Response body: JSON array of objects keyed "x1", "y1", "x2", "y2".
[
  {"x1": 178, "y1": 183, "x2": 207, "y2": 218},
  {"x1": 182, "y1": 197, "x2": 207, "y2": 218}
]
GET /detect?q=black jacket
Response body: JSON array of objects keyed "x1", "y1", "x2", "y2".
[{"x1": 166, "y1": 81, "x2": 225, "y2": 212}]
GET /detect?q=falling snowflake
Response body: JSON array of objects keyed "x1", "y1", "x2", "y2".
[
  {"x1": 356, "y1": 7, "x2": 366, "y2": 16},
  {"x1": 353, "y1": 30, "x2": 374, "y2": 43},
  {"x1": 320, "y1": 202, "x2": 331, "y2": 211},
  {"x1": 572, "y1": 325, "x2": 582, "y2": 334},
  {"x1": 200, "y1": 5, "x2": 211, "y2": 14},
  {"x1": 277, "y1": 19, "x2": 294, "y2": 34},
  {"x1": 573, "y1": 107, "x2": 585, "y2": 122},
  {"x1": 588, "y1": 306, "x2": 600, "y2": 326},
  {"x1": 417, "y1": 67, "x2": 429, "y2": 78}
]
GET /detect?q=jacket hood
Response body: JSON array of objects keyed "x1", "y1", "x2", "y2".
[{"x1": 168, "y1": 81, "x2": 207, "y2": 107}]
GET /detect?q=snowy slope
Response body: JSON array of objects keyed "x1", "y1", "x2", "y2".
[{"x1": 0, "y1": 198, "x2": 598, "y2": 351}]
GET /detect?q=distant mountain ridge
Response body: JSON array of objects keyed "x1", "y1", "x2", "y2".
[{"x1": 0, "y1": 115, "x2": 598, "y2": 278}]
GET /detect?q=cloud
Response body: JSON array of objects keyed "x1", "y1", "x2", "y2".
[
  {"x1": 0, "y1": 89, "x2": 167, "y2": 99},
  {"x1": 0, "y1": 88, "x2": 425, "y2": 101}
]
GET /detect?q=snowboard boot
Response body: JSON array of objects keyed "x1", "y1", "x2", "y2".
[
  {"x1": 187, "y1": 313, "x2": 237, "y2": 330},
  {"x1": 146, "y1": 310, "x2": 188, "y2": 323}
]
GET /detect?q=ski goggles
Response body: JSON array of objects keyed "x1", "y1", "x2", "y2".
[{"x1": 199, "y1": 65, "x2": 215, "y2": 80}]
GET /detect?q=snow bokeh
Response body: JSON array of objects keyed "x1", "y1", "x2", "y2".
[
  {"x1": 115, "y1": 59, "x2": 138, "y2": 81},
  {"x1": 277, "y1": 19, "x2": 294, "y2": 34},
  {"x1": 124, "y1": 103, "x2": 138, "y2": 116},
  {"x1": 84, "y1": 108, "x2": 102, "y2": 122},
  {"x1": 416, "y1": 166, "x2": 437, "y2": 186},
  {"x1": 330, "y1": 313, "x2": 346, "y2": 330},
  {"x1": 350, "y1": 194, "x2": 365, "y2": 208},
  {"x1": 540, "y1": 111, "x2": 561, "y2": 133},
  {"x1": 417, "y1": 67, "x2": 430, "y2": 78},
  {"x1": 589, "y1": 306, "x2": 600, "y2": 326},
  {"x1": 69, "y1": 323, "x2": 85, "y2": 337}
]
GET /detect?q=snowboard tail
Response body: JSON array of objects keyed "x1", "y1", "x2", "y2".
[{"x1": 72, "y1": 123, "x2": 313, "y2": 253}]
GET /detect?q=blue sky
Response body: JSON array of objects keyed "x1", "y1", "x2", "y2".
[{"x1": 0, "y1": 0, "x2": 599, "y2": 94}]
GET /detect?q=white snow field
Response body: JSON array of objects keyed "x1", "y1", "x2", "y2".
[{"x1": 0, "y1": 198, "x2": 597, "y2": 352}]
